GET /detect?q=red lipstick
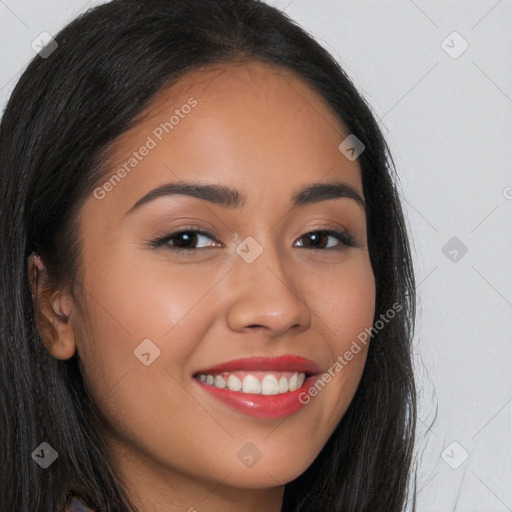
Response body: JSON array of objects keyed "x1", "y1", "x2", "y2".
[
  {"x1": 193, "y1": 356, "x2": 321, "y2": 419},
  {"x1": 197, "y1": 355, "x2": 321, "y2": 375}
]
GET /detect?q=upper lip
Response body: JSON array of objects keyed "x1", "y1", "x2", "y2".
[{"x1": 194, "y1": 355, "x2": 322, "y2": 376}]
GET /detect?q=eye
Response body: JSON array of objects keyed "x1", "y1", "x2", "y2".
[
  {"x1": 149, "y1": 228, "x2": 358, "y2": 253},
  {"x1": 294, "y1": 229, "x2": 358, "y2": 250},
  {"x1": 149, "y1": 229, "x2": 219, "y2": 252}
]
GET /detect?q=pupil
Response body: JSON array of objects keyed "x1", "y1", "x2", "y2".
[
  {"x1": 178, "y1": 232, "x2": 195, "y2": 248},
  {"x1": 308, "y1": 232, "x2": 325, "y2": 248}
]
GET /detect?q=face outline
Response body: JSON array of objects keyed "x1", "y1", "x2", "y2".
[{"x1": 40, "y1": 60, "x2": 376, "y2": 509}]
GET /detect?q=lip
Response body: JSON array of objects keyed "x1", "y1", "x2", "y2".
[
  {"x1": 193, "y1": 356, "x2": 322, "y2": 419},
  {"x1": 195, "y1": 355, "x2": 322, "y2": 375}
]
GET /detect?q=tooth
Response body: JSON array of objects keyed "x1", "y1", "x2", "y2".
[
  {"x1": 288, "y1": 373, "x2": 298, "y2": 391},
  {"x1": 203, "y1": 372, "x2": 307, "y2": 394},
  {"x1": 261, "y1": 374, "x2": 279, "y2": 395},
  {"x1": 227, "y1": 374, "x2": 242, "y2": 391},
  {"x1": 242, "y1": 374, "x2": 261, "y2": 394},
  {"x1": 214, "y1": 375, "x2": 226, "y2": 388}
]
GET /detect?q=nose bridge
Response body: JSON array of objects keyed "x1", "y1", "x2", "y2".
[
  {"x1": 235, "y1": 227, "x2": 290, "y2": 285},
  {"x1": 225, "y1": 233, "x2": 311, "y2": 333}
]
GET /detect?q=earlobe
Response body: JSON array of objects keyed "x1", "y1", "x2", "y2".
[{"x1": 27, "y1": 253, "x2": 77, "y2": 360}]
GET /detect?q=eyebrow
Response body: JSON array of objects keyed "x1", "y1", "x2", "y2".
[{"x1": 124, "y1": 180, "x2": 365, "y2": 217}]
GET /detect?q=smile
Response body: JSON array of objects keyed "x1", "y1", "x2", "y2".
[
  {"x1": 196, "y1": 371, "x2": 306, "y2": 394},
  {"x1": 193, "y1": 356, "x2": 321, "y2": 418}
]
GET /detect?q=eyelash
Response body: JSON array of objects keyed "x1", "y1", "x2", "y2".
[{"x1": 148, "y1": 227, "x2": 359, "y2": 253}]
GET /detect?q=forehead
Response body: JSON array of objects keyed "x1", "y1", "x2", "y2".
[
  {"x1": 90, "y1": 59, "x2": 362, "y2": 219},
  {"x1": 142, "y1": 59, "x2": 348, "y2": 132}
]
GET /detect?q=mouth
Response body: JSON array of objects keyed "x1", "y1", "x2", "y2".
[
  {"x1": 193, "y1": 356, "x2": 321, "y2": 418},
  {"x1": 196, "y1": 370, "x2": 310, "y2": 394}
]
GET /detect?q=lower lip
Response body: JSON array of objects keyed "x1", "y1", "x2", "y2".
[{"x1": 194, "y1": 375, "x2": 317, "y2": 418}]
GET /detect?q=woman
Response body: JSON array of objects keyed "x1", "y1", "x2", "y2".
[{"x1": 0, "y1": 1, "x2": 417, "y2": 511}]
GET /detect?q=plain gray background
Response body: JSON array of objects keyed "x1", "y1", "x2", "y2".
[{"x1": 1, "y1": 1, "x2": 511, "y2": 510}]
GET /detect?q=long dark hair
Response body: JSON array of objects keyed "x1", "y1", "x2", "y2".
[{"x1": 0, "y1": 1, "x2": 417, "y2": 510}]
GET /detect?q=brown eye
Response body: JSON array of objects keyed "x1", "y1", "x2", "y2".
[
  {"x1": 150, "y1": 229, "x2": 218, "y2": 252},
  {"x1": 150, "y1": 228, "x2": 357, "y2": 253},
  {"x1": 295, "y1": 230, "x2": 357, "y2": 250}
]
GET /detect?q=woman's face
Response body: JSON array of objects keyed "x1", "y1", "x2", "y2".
[{"x1": 71, "y1": 60, "x2": 375, "y2": 503}]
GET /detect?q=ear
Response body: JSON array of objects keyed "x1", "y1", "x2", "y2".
[{"x1": 27, "y1": 253, "x2": 77, "y2": 360}]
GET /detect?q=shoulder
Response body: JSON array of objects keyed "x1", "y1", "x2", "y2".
[{"x1": 62, "y1": 492, "x2": 97, "y2": 512}]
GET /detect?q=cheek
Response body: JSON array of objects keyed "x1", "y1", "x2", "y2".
[
  {"x1": 74, "y1": 253, "x2": 211, "y2": 452},
  {"x1": 309, "y1": 254, "x2": 376, "y2": 345},
  {"x1": 301, "y1": 256, "x2": 375, "y2": 427},
  {"x1": 95, "y1": 252, "x2": 212, "y2": 332},
  {"x1": 74, "y1": 249, "x2": 201, "y2": 399},
  {"x1": 79, "y1": 247, "x2": 214, "y2": 347}
]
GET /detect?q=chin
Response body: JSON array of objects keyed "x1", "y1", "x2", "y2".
[{"x1": 207, "y1": 452, "x2": 315, "y2": 489}]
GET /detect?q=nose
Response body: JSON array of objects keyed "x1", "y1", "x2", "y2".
[{"x1": 225, "y1": 240, "x2": 311, "y2": 337}]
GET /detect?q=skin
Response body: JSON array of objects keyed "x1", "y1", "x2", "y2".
[{"x1": 30, "y1": 60, "x2": 376, "y2": 512}]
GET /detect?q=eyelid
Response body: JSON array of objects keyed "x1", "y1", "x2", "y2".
[
  {"x1": 149, "y1": 227, "x2": 220, "y2": 250},
  {"x1": 148, "y1": 224, "x2": 359, "y2": 252}
]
